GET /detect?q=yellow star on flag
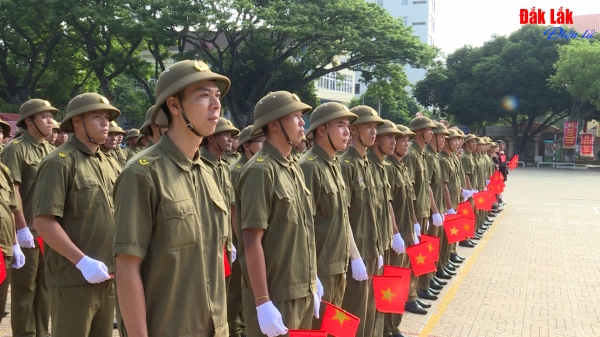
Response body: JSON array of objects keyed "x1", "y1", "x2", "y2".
[
  {"x1": 450, "y1": 227, "x2": 459, "y2": 235},
  {"x1": 381, "y1": 287, "x2": 396, "y2": 302},
  {"x1": 462, "y1": 209, "x2": 469, "y2": 215},
  {"x1": 332, "y1": 309, "x2": 350, "y2": 326},
  {"x1": 416, "y1": 253, "x2": 426, "y2": 264},
  {"x1": 477, "y1": 197, "x2": 484, "y2": 204},
  {"x1": 463, "y1": 224, "x2": 470, "y2": 231},
  {"x1": 428, "y1": 243, "x2": 434, "y2": 253}
]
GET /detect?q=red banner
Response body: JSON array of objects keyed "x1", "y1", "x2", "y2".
[
  {"x1": 563, "y1": 121, "x2": 578, "y2": 149},
  {"x1": 580, "y1": 134, "x2": 594, "y2": 157}
]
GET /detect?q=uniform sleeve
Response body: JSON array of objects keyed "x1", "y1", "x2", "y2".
[
  {"x1": 299, "y1": 161, "x2": 321, "y2": 209},
  {"x1": 402, "y1": 154, "x2": 416, "y2": 184},
  {"x1": 113, "y1": 166, "x2": 157, "y2": 259},
  {"x1": 0, "y1": 166, "x2": 20, "y2": 213},
  {"x1": 33, "y1": 158, "x2": 69, "y2": 218},
  {"x1": 1, "y1": 145, "x2": 23, "y2": 184},
  {"x1": 239, "y1": 164, "x2": 273, "y2": 230}
]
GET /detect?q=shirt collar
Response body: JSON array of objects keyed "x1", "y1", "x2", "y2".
[
  {"x1": 366, "y1": 149, "x2": 384, "y2": 167},
  {"x1": 426, "y1": 144, "x2": 438, "y2": 154},
  {"x1": 410, "y1": 142, "x2": 425, "y2": 154},
  {"x1": 387, "y1": 155, "x2": 402, "y2": 167},
  {"x1": 157, "y1": 134, "x2": 201, "y2": 171},
  {"x1": 200, "y1": 146, "x2": 219, "y2": 166},
  {"x1": 311, "y1": 143, "x2": 333, "y2": 164},
  {"x1": 262, "y1": 142, "x2": 290, "y2": 167},
  {"x1": 23, "y1": 131, "x2": 45, "y2": 147},
  {"x1": 70, "y1": 136, "x2": 101, "y2": 156}
]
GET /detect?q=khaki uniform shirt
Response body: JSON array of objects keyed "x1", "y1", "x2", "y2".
[
  {"x1": 455, "y1": 152, "x2": 466, "y2": 188},
  {"x1": 235, "y1": 142, "x2": 317, "y2": 302},
  {"x1": 34, "y1": 137, "x2": 117, "y2": 287},
  {"x1": 299, "y1": 144, "x2": 349, "y2": 276},
  {"x1": 340, "y1": 147, "x2": 381, "y2": 259},
  {"x1": 403, "y1": 142, "x2": 430, "y2": 219},
  {"x1": 366, "y1": 150, "x2": 393, "y2": 252},
  {"x1": 440, "y1": 151, "x2": 461, "y2": 210},
  {"x1": 386, "y1": 156, "x2": 416, "y2": 246},
  {"x1": 1, "y1": 132, "x2": 54, "y2": 236},
  {"x1": 472, "y1": 154, "x2": 485, "y2": 190},
  {"x1": 222, "y1": 152, "x2": 240, "y2": 167},
  {"x1": 229, "y1": 155, "x2": 249, "y2": 188},
  {"x1": 425, "y1": 145, "x2": 444, "y2": 214},
  {"x1": 113, "y1": 135, "x2": 228, "y2": 336},
  {"x1": 461, "y1": 151, "x2": 476, "y2": 189},
  {"x1": 125, "y1": 145, "x2": 139, "y2": 162},
  {"x1": 0, "y1": 164, "x2": 20, "y2": 256}
]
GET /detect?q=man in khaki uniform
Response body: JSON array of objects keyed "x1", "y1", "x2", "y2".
[
  {"x1": 459, "y1": 134, "x2": 478, "y2": 248},
  {"x1": 114, "y1": 60, "x2": 231, "y2": 336},
  {"x1": 2, "y1": 98, "x2": 57, "y2": 337},
  {"x1": 139, "y1": 105, "x2": 169, "y2": 149},
  {"x1": 33, "y1": 93, "x2": 120, "y2": 337},
  {"x1": 228, "y1": 125, "x2": 265, "y2": 337},
  {"x1": 101, "y1": 121, "x2": 127, "y2": 173},
  {"x1": 55, "y1": 122, "x2": 69, "y2": 147},
  {"x1": 298, "y1": 103, "x2": 367, "y2": 329},
  {"x1": 236, "y1": 91, "x2": 319, "y2": 336},
  {"x1": 44, "y1": 119, "x2": 60, "y2": 147},
  {"x1": 339, "y1": 105, "x2": 384, "y2": 337},
  {"x1": 124, "y1": 128, "x2": 140, "y2": 161},
  {"x1": 222, "y1": 132, "x2": 241, "y2": 166},
  {"x1": 0, "y1": 119, "x2": 11, "y2": 155}
]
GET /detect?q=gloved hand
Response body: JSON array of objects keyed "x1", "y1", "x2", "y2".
[
  {"x1": 447, "y1": 208, "x2": 457, "y2": 215},
  {"x1": 413, "y1": 223, "x2": 421, "y2": 242},
  {"x1": 472, "y1": 189, "x2": 479, "y2": 194},
  {"x1": 231, "y1": 246, "x2": 237, "y2": 263},
  {"x1": 377, "y1": 255, "x2": 383, "y2": 269},
  {"x1": 256, "y1": 301, "x2": 287, "y2": 336},
  {"x1": 483, "y1": 187, "x2": 488, "y2": 191},
  {"x1": 461, "y1": 189, "x2": 473, "y2": 200},
  {"x1": 432, "y1": 213, "x2": 443, "y2": 227},
  {"x1": 313, "y1": 293, "x2": 321, "y2": 319},
  {"x1": 485, "y1": 180, "x2": 490, "y2": 186},
  {"x1": 350, "y1": 258, "x2": 368, "y2": 281},
  {"x1": 316, "y1": 277, "x2": 324, "y2": 301},
  {"x1": 16, "y1": 228, "x2": 35, "y2": 248},
  {"x1": 392, "y1": 233, "x2": 405, "y2": 254},
  {"x1": 76, "y1": 256, "x2": 110, "y2": 284},
  {"x1": 12, "y1": 244, "x2": 25, "y2": 269}
]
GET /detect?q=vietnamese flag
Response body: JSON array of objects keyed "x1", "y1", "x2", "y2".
[
  {"x1": 419, "y1": 235, "x2": 440, "y2": 263},
  {"x1": 508, "y1": 154, "x2": 519, "y2": 170},
  {"x1": 320, "y1": 301, "x2": 360, "y2": 337},
  {"x1": 288, "y1": 330, "x2": 327, "y2": 337},
  {"x1": 373, "y1": 276, "x2": 407, "y2": 314},
  {"x1": 443, "y1": 216, "x2": 468, "y2": 244},
  {"x1": 37, "y1": 237, "x2": 44, "y2": 255},
  {"x1": 382, "y1": 266, "x2": 411, "y2": 302},
  {"x1": 405, "y1": 242, "x2": 437, "y2": 276},
  {"x1": 223, "y1": 247, "x2": 231, "y2": 277},
  {"x1": 0, "y1": 250, "x2": 5, "y2": 284},
  {"x1": 457, "y1": 201, "x2": 476, "y2": 219},
  {"x1": 473, "y1": 191, "x2": 494, "y2": 211}
]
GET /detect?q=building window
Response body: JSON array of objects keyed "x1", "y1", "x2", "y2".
[
  {"x1": 355, "y1": 84, "x2": 361, "y2": 95},
  {"x1": 413, "y1": 0, "x2": 426, "y2": 4},
  {"x1": 402, "y1": 0, "x2": 408, "y2": 5},
  {"x1": 429, "y1": 15, "x2": 435, "y2": 33},
  {"x1": 402, "y1": 16, "x2": 408, "y2": 26},
  {"x1": 318, "y1": 72, "x2": 353, "y2": 93},
  {"x1": 413, "y1": 22, "x2": 426, "y2": 25}
]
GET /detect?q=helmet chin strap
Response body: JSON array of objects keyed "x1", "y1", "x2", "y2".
[
  {"x1": 82, "y1": 115, "x2": 105, "y2": 145},
  {"x1": 278, "y1": 119, "x2": 294, "y2": 147},
  {"x1": 177, "y1": 95, "x2": 203, "y2": 137},
  {"x1": 30, "y1": 117, "x2": 50, "y2": 138},
  {"x1": 326, "y1": 123, "x2": 339, "y2": 152}
]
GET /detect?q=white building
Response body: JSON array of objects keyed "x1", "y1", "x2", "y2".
[{"x1": 356, "y1": 0, "x2": 436, "y2": 96}]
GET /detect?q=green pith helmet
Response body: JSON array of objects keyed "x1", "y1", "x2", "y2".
[
  {"x1": 152, "y1": 60, "x2": 231, "y2": 124},
  {"x1": 349, "y1": 105, "x2": 385, "y2": 126},
  {"x1": 213, "y1": 117, "x2": 240, "y2": 137},
  {"x1": 463, "y1": 134, "x2": 477, "y2": 142},
  {"x1": 408, "y1": 116, "x2": 436, "y2": 132},
  {"x1": 125, "y1": 128, "x2": 140, "y2": 140},
  {"x1": 396, "y1": 124, "x2": 415, "y2": 139},
  {"x1": 306, "y1": 102, "x2": 357, "y2": 139},
  {"x1": 140, "y1": 105, "x2": 168, "y2": 135},
  {"x1": 433, "y1": 122, "x2": 450, "y2": 135},
  {"x1": 377, "y1": 119, "x2": 403, "y2": 138},
  {"x1": 0, "y1": 119, "x2": 11, "y2": 138},
  {"x1": 17, "y1": 99, "x2": 59, "y2": 127},
  {"x1": 60, "y1": 93, "x2": 120, "y2": 132},
  {"x1": 51, "y1": 119, "x2": 60, "y2": 130},
  {"x1": 136, "y1": 134, "x2": 147, "y2": 147},
  {"x1": 446, "y1": 129, "x2": 462, "y2": 139},
  {"x1": 109, "y1": 121, "x2": 125, "y2": 134},
  {"x1": 251, "y1": 91, "x2": 312, "y2": 136},
  {"x1": 490, "y1": 142, "x2": 498, "y2": 147},
  {"x1": 237, "y1": 124, "x2": 264, "y2": 152}
]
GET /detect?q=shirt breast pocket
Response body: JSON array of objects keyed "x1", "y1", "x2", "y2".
[
  {"x1": 74, "y1": 175, "x2": 103, "y2": 212},
  {"x1": 274, "y1": 182, "x2": 297, "y2": 224},
  {"x1": 160, "y1": 199, "x2": 198, "y2": 250},
  {"x1": 322, "y1": 181, "x2": 339, "y2": 212}
]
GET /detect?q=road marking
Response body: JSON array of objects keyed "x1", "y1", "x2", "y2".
[
  {"x1": 593, "y1": 207, "x2": 599, "y2": 215},
  {"x1": 418, "y1": 204, "x2": 510, "y2": 337}
]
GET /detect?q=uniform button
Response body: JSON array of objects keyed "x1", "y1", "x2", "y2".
[
  {"x1": 207, "y1": 279, "x2": 211, "y2": 285},
  {"x1": 211, "y1": 308, "x2": 216, "y2": 315},
  {"x1": 180, "y1": 209, "x2": 185, "y2": 215}
]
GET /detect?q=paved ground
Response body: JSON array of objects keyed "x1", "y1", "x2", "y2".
[{"x1": 0, "y1": 167, "x2": 599, "y2": 336}]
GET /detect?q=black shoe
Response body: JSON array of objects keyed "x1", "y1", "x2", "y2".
[
  {"x1": 475, "y1": 229, "x2": 485, "y2": 235},
  {"x1": 471, "y1": 235, "x2": 482, "y2": 240},
  {"x1": 444, "y1": 268, "x2": 457, "y2": 276},
  {"x1": 428, "y1": 288, "x2": 440, "y2": 295},
  {"x1": 417, "y1": 289, "x2": 439, "y2": 300},
  {"x1": 433, "y1": 276, "x2": 448, "y2": 285},
  {"x1": 392, "y1": 333, "x2": 406, "y2": 337},
  {"x1": 404, "y1": 301, "x2": 428, "y2": 315},
  {"x1": 430, "y1": 280, "x2": 443, "y2": 290},
  {"x1": 445, "y1": 264, "x2": 456, "y2": 272},
  {"x1": 459, "y1": 240, "x2": 475, "y2": 248},
  {"x1": 436, "y1": 269, "x2": 452, "y2": 279},
  {"x1": 450, "y1": 253, "x2": 465, "y2": 261},
  {"x1": 467, "y1": 238, "x2": 478, "y2": 245},
  {"x1": 447, "y1": 261, "x2": 459, "y2": 268},
  {"x1": 417, "y1": 298, "x2": 432, "y2": 308},
  {"x1": 450, "y1": 255, "x2": 464, "y2": 264}
]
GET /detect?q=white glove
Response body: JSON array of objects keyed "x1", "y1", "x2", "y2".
[
  {"x1": 231, "y1": 246, "x2": 237, "y2": 263},
  {"x1": 483, "y1": 187, "x2": 488, "y2": 191},
  {"x1": 76, "y1": 256, "x2": 110, "y2": 284},
  {"x1": 414, "y1": 235, "x2": 420, "y2": 245},
  {"x1": 447, "y1": 208, "x2": 457, "y2": 215},
  {"x1": 432, "y1": 213, "x2": 443, "y2": 227},
  {"x1": 472, "y1": 189, "x2": 479, "y2": 194},
  {"x1": 256, "y1": 301, "x2": 287, "y2": 336},
  {"x1": 485, "y1": 180, "x2": 490, "y2": 186},
  {"x1": 313, "y1": 293, "x2": 320, "y2": 319},
  {"x1": 316, "y1": 277, "x2": 324, "y2": 301},
  {"x1": 413, "y1": 223, "x2": 421, "y2": 242},
  {"x1": 12, "y1": 244, "x2": 25, "y2": 269},
  {"x1": 377, "y1": 255, "x2": 383, "y2": 269},
  {"x1": 350, "y1": 258, "x2": 368, "y2": 281},
  {"x1": 392, "y1": 233, "x2": 405, "y2": 254},
  {"x1": 16, "y1": 228, "x2": 35, "y2": 248},
  {"x1": 461, "y1": 189, "x2": 473, "y2": 200}
]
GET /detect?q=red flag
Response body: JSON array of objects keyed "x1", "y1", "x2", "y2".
[
  {"x1": 0, "y1": 249, "x2": 5, "y2": 284},
  {"x1": 372, "y1": 276, "x2": 407, "y2": 314},
  {"x1": 288, "y1": 330, "x2": 327, "y2": 337},
  {"x1": 405, "y1": 242, "x2": 437, "y2": 276},
  {"x1": 443, "y1": 216, "x2": 468, "y2": 244},
  {"x1": 224, "y1": 247, "x2": 231, "y2": 277},
  {"x1": 37, "y1": 237, "x2": 44, "y2": 256},
  {"x1": 457, "y1": 201, "x2": 476, "y2": 219},
  {"x1": 320, "y1": 302, "x2": 360, "y2": 337},
  {"x1": 473, "y1": 191, "x2": 494, "y2": 211},
  {"x1": 382, "y1": 266, "x2": 411, "y2": 302},
  {"x1": 419, "y1": 234, "x2": 440, "y2": 263},
  {"x1": 508, "y1": 154, "x2": 519, "y2": 170}
]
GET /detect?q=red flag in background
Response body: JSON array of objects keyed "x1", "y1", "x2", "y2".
[
  {"x1": 457, "y1": 201, "x2": 476, "y2": 219},
  {"x1": 419, "y1": 234, "x2": 440, "y2": 263},
  {"x1": 405, "y1": 242, "x2": 437, "y2": 276},
  {"x1": 382, "y1": 266, "x2": 411, "y2": 302},
  {"x1": 473, "y1": 191, "x2": 494, "y2": 211},
  {"x1": 288, "y1": 330, "x2": 327, "y2": 337},
  {"x1": 224, "y1": 247, "x2": 231, "y2": 277},
  {"x1": 320, "y1": 302, "x2": 360, "y2": 337},
  {"x1": 372, "y1": 276, "x2": 407, "y2": 314},
  {"x1": 508, "y1": 154, "x2": 519, "y2": 170}
]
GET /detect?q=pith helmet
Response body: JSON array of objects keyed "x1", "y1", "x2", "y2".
[
  {"x1": 237, "y1": 124, "x2": 264, "y2": 151},
  {"x1": 140, "y1": 105, "x2": 168, "y2": 135},
  {"x1": 108, "y1": 121, "x2": 125, "y2": 134},
  {"x1": 396, "y1": 124, "x2": 415, "y2": 139},
  {"x1": 463, "y1": 134, "x2": 477, "y2": 142},
  {"x1": 446, "y1": 129, "x2": 462, "y2": 139},
  {"x1": 306, "y1": 102, "x2": 357, "y2": 139},
  {"x1": 251, "y1": 91, "x2": 312, "y2": 136},
  {"x1": 0, "y1": 119, "x2": 11, "y2": 138},
  {"x1": 490, "y1": 142, "x2": 498, "y2": 147},
  {"x1": 213, "y1": 117, "x2": 240, "y2": 137},
  {"x1": 433, "y1": 122, "x2": 450, "y2": 135},
  {"x1": 125, "y1": 129, "x2": 140, "y2": 140},
  {"x1": 51, "y1": 119, "x2": 60, "y2": 130},
  {"x1": 377, "y1": 120, "x2": 403, "y2": 138},
  {"x1": 152, "y1": 60, "x2": 231, "y2": 124},
  {"x1": 408, "y1": 116, "x2": 436, "y2": 132},
  {"x1": 476, "y1": 137, "x2": 486, "y2": 145},
  {"x1": 135, "y1": 134, "x2": 147, "y2": 147},
  {"x1": 61, "y1": 93, "x2": 120, "y2": 132},
  {"x1": 17, "y1": 99, "x2": 59, "y2": 127},
  {"x1": 350, "y1": 106, "x2": 385, "y2": 126}
]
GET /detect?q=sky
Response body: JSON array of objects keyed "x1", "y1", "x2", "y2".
[{"x1": 435, "y1": 0, "x2": 600, "y2": 56}]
